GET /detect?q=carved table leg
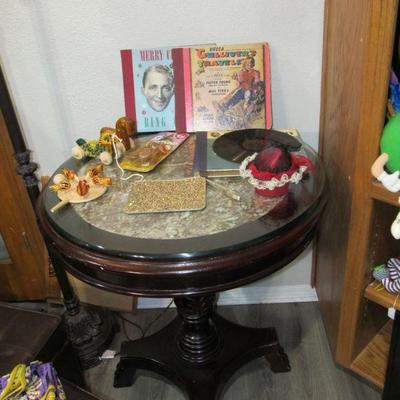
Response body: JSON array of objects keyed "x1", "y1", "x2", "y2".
[
  {"x1": 114, "y1": 294, "x2": 290, "y2": 399},
  {"x1": 175, "y1": 295, "x2": 221, "y2": 364},
  {"x1": 14, "y1": 150, "x2": 40, "y2": 207},
  {"x1": 48, "y1": 245, "x2": 117, "y2": 369}
]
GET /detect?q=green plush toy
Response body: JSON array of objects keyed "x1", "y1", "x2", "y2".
[
  {"x1": 371, "y1": 113, "x2": 400, "y2": 193},
  {"x1": 380, "y1": 112, "x2": 400, "y2": 172},
  {"x1": 371, "y1": 112, "x2": 400, "y2": 239}
]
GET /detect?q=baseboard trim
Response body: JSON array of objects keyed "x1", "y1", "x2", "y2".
[{"x1": 137, "y1": 285, "x2": 317, "y2": 309}]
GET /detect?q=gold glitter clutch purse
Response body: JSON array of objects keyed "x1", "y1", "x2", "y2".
[{"x1": 124, "y1": 176, "x2": 206, "y2": 214}]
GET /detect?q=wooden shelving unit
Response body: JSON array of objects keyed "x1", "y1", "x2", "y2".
[
  {"x1": 351, "y1": 320, "x2": 392, "y2": 389},
  {"x1": 315, "y1": 0, "x2": 400, "y2": 396},
  {"x1": 371, "y1": 181, "x2": 400, "y2": 207},
  {"x1": 365, "y1": 281, "x2": 400, "y2": 310},
  {"x1": 351, "y1": 282, "x2": 400, "y2": 389}
]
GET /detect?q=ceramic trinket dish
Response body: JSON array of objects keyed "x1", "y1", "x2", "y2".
[{"x1": 50, "y1": 164, "x2": 111, "y2": 212}]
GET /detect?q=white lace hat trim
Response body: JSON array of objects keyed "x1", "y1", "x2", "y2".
[{"x1": 239, "y1": 153, "x2": 308, "y2": 190}]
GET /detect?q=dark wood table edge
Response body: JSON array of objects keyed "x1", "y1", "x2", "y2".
[{"x1": 37, "y1": 192, "x2": 325, "y2": 297}]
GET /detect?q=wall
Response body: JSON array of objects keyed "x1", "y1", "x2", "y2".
[{"x1": 0, "y1": 0, "x2": 324, "y2": 307}]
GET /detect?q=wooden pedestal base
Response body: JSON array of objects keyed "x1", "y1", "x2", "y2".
[{"x1": 114, "y1": 295, "x2": 290, "y2": 400}]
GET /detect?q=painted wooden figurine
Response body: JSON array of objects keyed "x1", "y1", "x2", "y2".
[{"x1": 72, "y1": 116, "x2": 136, "y2": 165}]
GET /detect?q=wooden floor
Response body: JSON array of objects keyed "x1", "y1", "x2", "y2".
[{"x1": 85, "y1": 302, "x2": 381, "y2": 400}]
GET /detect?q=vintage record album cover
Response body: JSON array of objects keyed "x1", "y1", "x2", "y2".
[
  {"x1": 121, "y1": 47, "x2": 175, "y2": 133},
  {"x1": 193, "y1": 131, "x2": 241, "y2": 178},
  {"x1": 173, "y1": 43, "x2": 272, "y2": 133}
]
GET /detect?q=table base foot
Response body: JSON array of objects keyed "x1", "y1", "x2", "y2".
[
  {"x1": 65, "y1": 305, "x2": 117, "y2": 369},
  {"x1": 114, "y1": 362, "x2": 136, "y2": 388},
  {"x1": 265, "y1": 345, "x2": 291, "y2": 372},
  {"x1": 114, "y1": 312, "x2": 290, "y2": 399}
]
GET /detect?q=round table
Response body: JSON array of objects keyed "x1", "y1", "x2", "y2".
[{"x1": 37, "y1": 134, "x2": 326, "y2": 400}]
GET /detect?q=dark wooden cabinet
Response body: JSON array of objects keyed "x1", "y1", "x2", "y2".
[
  {"x1": 315, "y1": 0, "x2": 399, "y2": 389},
  {"x1": 0, "y1": 107, "x2": 48, "y2": 300}
]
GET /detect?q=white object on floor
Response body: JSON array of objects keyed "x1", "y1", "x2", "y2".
[
  {"x1": 388, "y1": 307, "x2": 396, "y2": 320},
  {"x1": 101, "y1": 350, "x2": 117, "y2": 359}
]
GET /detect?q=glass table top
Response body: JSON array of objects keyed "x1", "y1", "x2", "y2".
[{"x1": 43, "y1": 133, "x2": 326, "y2": 260}]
